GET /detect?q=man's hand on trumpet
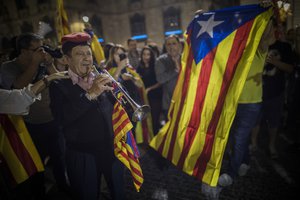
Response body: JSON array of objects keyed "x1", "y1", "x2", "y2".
[{"x1": 86, "y1": 74, "x2": 114, "y2": 100}]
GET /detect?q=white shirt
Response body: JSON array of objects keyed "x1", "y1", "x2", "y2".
[{"x1": 0, "y1": 85, "x2": 41, "y2": 115}]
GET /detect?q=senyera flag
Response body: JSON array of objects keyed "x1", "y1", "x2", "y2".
[
  {"x1": 150, "y1": 4, "x2": 273, "y2": 187},
  {"x1": 112, "y1": 100, "x2": 144, "y2": 191},
  {"x1": 0, "y1": 114, "x2": 44, "y2": 187},
  {"x1": 107, "y1": 66, "x2": 154, "y2": 145}
]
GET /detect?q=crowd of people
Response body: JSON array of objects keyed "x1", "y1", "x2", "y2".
[{"x1": 0, "y1": 18, "x2": 300, "y2": 200}]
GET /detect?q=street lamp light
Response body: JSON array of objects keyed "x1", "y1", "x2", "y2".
[{"x1": 82, "y1": 16, "x2": 89, "y2": 23}]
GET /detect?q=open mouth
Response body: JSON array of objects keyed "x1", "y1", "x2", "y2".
[{"x1": 80, "y1": 64, "x2": 92, "y2": 78}]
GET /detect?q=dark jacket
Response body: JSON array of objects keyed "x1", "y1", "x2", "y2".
[{"x1": 49, "y1": 79, "x2": 115, "y2": 155}]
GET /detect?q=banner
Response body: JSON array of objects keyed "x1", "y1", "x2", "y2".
[{"x1": 150, "y1": 4, "x2": 273, "y2": 186}]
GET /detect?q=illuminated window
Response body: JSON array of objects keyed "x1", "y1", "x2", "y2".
[
  {"x1": 130, "y1": 13, "x2": 147, "y2": 40},
  {"x1": 163, "y1": 7, "x2": 181, "y2": 33},
  {"x1": 90, "y1": 15, "x2": 103, "y2": 37}
]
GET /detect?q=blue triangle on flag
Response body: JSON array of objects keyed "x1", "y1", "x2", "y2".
[{"x1": 188, "y1": 4, "x2": 269, "y2": 64}]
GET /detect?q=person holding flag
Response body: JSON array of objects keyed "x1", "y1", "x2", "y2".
[
  {"x1": 150, "y1": 2, "x2": 275, "y2": 197},
  {"x1": 0, "y1": 71, "x2": 68, "y2": 115},
  {"x1": 218, "y1": 17, "x2": 276, "y2": 187},
  {"x1": 49, "y1": 32, "x2": 143, "y2": 200}
]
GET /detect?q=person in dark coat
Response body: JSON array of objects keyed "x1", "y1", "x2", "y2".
[{"x1": 49, "y1": 32, "x2": 125, "y2": 200}]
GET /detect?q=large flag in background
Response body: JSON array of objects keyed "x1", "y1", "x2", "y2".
[
  {"x1": 55, "y1": 0, "x2": 70, "y2": 43},
  {"x1": 150, "y1": 4, "x2": 273, "y2": 187},
  {"x1": 112, "y1": 101, "x2": 144, "y2": 191},
  {"x1": 0, "y1": 114, "x2": 44, "y2": 187}
]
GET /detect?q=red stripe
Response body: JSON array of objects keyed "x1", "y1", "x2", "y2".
[
  {"x1": 192, "y1": 19, "x2": 254, "y2": 179},
  {"x1": 120, "y1": 150, "x2": 143, "y2": 178},
  {"x1": 141, "y1": 116, "x2": 149, "y2": 143},
  {"x1": 114, "y1": 118, "x2": 131, "y2": 136},
  {"x1": 0, "y1": 115, "x2": 38, "y2": 177},
  {"x1": 156, "y1": 30, "x2": 192, "y2": 156},
  {"x1": 166, "y1": 36, "x2": 194, "y2": 161},
  {"x1": 0, "y1": 152, "x2": 17, "y2": 187},
  {"x1": 112, "y1": 105, "x2": 127, "y2": 124},
  {"x1": 157, "y1": 103, "x2": 174, "y2": 154},
  {"x1": 177, "y1": 47, "x2": 217, "y2": 169}
]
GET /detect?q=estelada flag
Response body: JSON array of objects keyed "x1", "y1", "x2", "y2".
[
  {"x1": 0, "y1": 114, "x2": 44, "y2": 187},
  {"x1": 150, "y1": 4, "x2": 273, "y2": 186}
]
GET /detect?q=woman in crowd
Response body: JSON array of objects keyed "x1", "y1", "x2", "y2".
[{"x1": 137, "y1": 46, "x2": 162, "y2": 135}]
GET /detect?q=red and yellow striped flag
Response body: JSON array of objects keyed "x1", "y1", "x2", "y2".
[
  {"x1": 112, "y1": 102, "x2": 144, "y2": 191},
  {"x1": 56, "y1": 0, "x2": 70, "y2": 43},
  {"x1": 0, "y1": 114, "x2": 44, "y2": 187},
  {"x1": 126, "y1": 67, "x2": 154, "y2": 144},
  {"x1": 107, "y1": 66, "x2": 154, "y2": 144},
  {"x1": 150, "y1": 4, "x2": 273, "y2": 186}
]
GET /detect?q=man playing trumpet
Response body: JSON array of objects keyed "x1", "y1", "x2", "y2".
[{"x1": 49, "y1": 32, "x2": 125, "y2": 200}]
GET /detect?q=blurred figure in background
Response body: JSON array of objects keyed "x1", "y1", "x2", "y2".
[
  {"x1": 137, "y1": 46, "x2": 162, "y2": 135},
  {"x1": 127, "y1": 38, "x2": 140, "y2": 69},
  {"x1": 155, "y1": 35, "x2": 181, "y2": 121},
  {"x1": 251, "y1": 24, "x2": 294, "y2": 159}
]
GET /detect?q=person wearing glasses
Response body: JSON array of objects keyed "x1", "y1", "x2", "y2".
[
  {"x1": 0, "y1": 33, "x2": 68, "y2": 199},
  {"x1": 0, "y1": 71, "x2": 68, "y2": 115}
]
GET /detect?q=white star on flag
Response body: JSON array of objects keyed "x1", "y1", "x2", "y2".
[{"x1": 197, "y1": 15, "x2": 224, "y2": 38}]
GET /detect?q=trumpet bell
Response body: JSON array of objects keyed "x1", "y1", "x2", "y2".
[{"x1": 132, "y1": 105, "x2": 151, "y2": 122}]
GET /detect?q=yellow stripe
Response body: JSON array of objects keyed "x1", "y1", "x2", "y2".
[
  {"x1": 152, "y1": 35, "x2": 189, "y2": 157},
  {"x1": 125, "y1": 144, "x2": 142, "y2": 168},
  {"x1": 56, "y1": 0, "x2": 70, "y2": 42},
  {"x1": 8, "y1": 116, "x2": 44, "y2": 172},
  {"x1": 0, "y1": 128, "x2": 28, "y2": 183},
  {"x1": 115, "y1": 143, "x2": 144, "y2": 187},
  {"x1": 150, "y1": 39, "x2": 183, "y2": 155},
  {"x1": 150, "y1": 8, "x2": 273, "y2": 187},
  {"x1": 91, "y1": 33, "x2": 105, "y2": 65},
  {"x1": 182, "y1": 30, "x2": 236, "y2": 176},
  {"x1": 112, "y1": 112, "x2": 130, "y2": 130},
  {"x1": 202, "y1": 8, "x2": 273, "y2": 186},
  {"x1": 171, "y1": 58, "x2": 200, "y2": 166}
]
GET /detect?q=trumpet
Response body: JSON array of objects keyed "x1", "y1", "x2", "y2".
[{"x1": 91, "y1": 65, "x2": 150, "y2": 122}]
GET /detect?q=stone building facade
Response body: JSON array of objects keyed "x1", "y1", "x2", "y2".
[{"x1": 0, "y1": 0, "x2": 299, "y2": 50}]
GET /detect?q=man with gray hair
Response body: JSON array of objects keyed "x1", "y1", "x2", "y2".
[{"x1": 155, "y1": 34, "x2": 182, "y2": 119}]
